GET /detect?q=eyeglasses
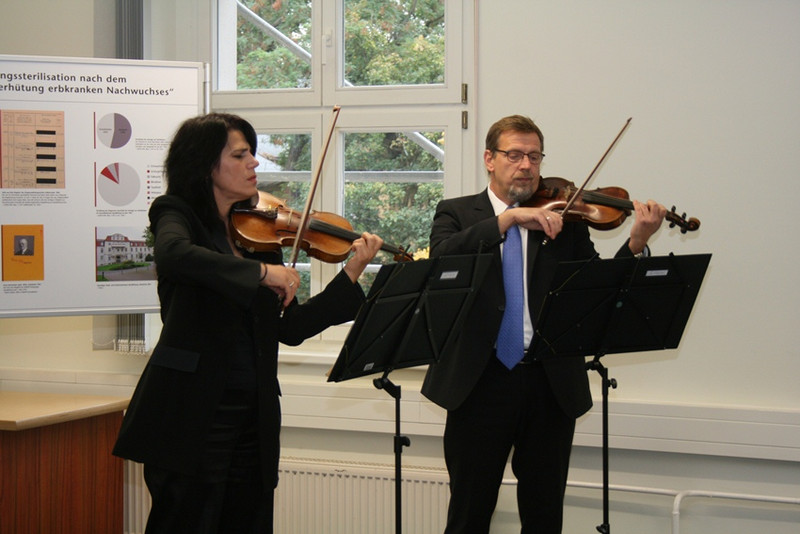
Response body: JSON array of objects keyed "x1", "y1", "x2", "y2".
[{"x1": 494, "y1": 149, "x2": 545, "y2": 165}]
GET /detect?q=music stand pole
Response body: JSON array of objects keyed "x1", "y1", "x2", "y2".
[
  {"x1": 374, "y1": 373, "x2": 411, "y2": 534},
  {"x1": 372, "y1": 372, "x2": 411, "y2": 534},
  {"x1": 586, "y1": 355, "x2": 617, "y2": 534}
]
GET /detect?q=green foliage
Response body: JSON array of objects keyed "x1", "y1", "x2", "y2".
[
  {"x1": 345, "y1": 181, "x2": 441, "y2": 260},
  {"x1": 237, "y1": 48, "x2": 310, "y2": 89},
  {"x1": 238, "y1": 0, "x2": 447, "y2": 269},
  {"x1": 342, "y1": 130, "x2": 443, "y2": 258},
  {"x1": 237, "y1": 0, "x2": 444, "y2": 88},
  {"x1": 237, "y1": 0, "x2": 313, "y2": 89},
  {"x1": 143, "y1": 226, "x2": 154, "y2": 248},
  {"x1": 344, "y1": 0, "x2": 445, "y2": 86},
  {"x1": 270, "y1": 134, "x2": 311, "y2": 171},
  {"x1": 345, "y1": 131, "x2": 442, "y2": 171}
]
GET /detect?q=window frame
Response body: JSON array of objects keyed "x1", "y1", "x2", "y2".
[
  {"x1": 242, "y1": 107, "x2": 467, "y2": 343},
  {"x1": 212, "y1": 0, "x2": 468, "y2": 108},
  {"x1": 326, "y1": 0, "x2": 465, "y2": 106},
  {"x1": 211, "y1": 0, "x2": 475, "y2": 348},
  {"x1": 213, "y1": 0, "x2": 323, "y2": 108}
]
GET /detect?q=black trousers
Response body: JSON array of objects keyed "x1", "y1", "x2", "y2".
[
  {"x1": 443, "y1": 358, "x2": 576, "y2": 534},
  {"x1": 143, "y1": 389, "x2": 274, "y2": 534}
]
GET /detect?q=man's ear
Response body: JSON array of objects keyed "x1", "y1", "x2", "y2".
[{"x1": 483, "y1": 149, "x2": 495, "y2": 172}]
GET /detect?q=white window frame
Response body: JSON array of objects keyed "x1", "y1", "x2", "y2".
[
  {"x1": 213, "y1": 0, "x2": 323, "y2": 108},
  {"x1": 326, "y1": 0, "x2": 466, "y2": 106},
  {"x1": 212, "y1": 0, "x2": 470, "y2": 109},
  {"x1": 211, "y1": 0, "x2": 476, "y2": 350}
]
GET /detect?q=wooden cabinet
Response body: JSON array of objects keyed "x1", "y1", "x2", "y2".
[{"x1": 0, "y1": 392, "x2": 129, "y2": 534}]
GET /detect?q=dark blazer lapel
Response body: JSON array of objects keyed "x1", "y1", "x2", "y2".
[
  {"x1": 471, "y1": 189, "x2": 494, "y2": 224},
  {"x1": 472, "y1": 190, "x2": 503, "y2": 258}
]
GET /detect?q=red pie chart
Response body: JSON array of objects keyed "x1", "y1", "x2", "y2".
[{"x1": 98, "y1": 162, "x2": 140, "y2": 206}]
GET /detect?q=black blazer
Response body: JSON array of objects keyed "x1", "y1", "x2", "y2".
[
  {"x1": 421, "y1": 189, "x2": 636, "y2": 418},
  {"x1": 113, "y1": 195, "x2": 365, "y2": 487}
]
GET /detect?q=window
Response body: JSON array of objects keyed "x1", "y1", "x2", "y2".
[
  {"x1": 213, "y1": 0, "x2": 475, "y2": 342},
  {"x1": 215, "y1": 0, "x2": 460, "y2": 101},
  {"x1": 218, "y1": 0, "x2": 313, "y2": 91},
  {"x1": 342, "y1": 127, "x2": 444, "y2": 283},
  {"x1": 251, "y1": 130, "x2": 315, "y2": 300},
  {"x1": 343, "y1": 0, "x2": 445, "y2": 87}
]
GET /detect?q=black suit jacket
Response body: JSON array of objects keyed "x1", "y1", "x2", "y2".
[
  {"x1": 421, "y1": 189, "x2": 635, "y2": 419},
  {"x1": 113, "y1": 195, "x2": 365, "y2": 487}
]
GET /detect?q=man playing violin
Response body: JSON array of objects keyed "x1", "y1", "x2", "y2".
[{"x1": 421, "y1": 114, "x2": 666, "y2": 533}]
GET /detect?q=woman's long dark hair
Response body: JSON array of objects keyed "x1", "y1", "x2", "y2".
[{"x1": 164, "y1": 113, "x2": 258, "y2": 230}]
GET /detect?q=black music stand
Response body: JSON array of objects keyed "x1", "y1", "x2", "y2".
[
  {"x1": 329, "y1": 253, "x2": 492, "y2": 534},
  {"x1": 531, "y1": 253, "x2": 711, "y2": 534}
]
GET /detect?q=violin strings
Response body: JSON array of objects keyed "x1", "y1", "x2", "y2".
[
  {"x1": 308, "y1": 218, "x2": 401, "y2": 255},
  {"x1": 309, "y1": 218, "x2": 360, "y2": 241},
  {"x1": 579, "y1": 190, "x2": 633, "y2": 211}
]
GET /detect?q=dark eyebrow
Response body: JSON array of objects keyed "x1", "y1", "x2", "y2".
[{"x1": 229, "y1": 144, "x2": 252, "y2": 154}]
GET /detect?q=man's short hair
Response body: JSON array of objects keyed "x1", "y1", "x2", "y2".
[{"x1": 485, "y1": 115, "x2": 544, "y2": 152}]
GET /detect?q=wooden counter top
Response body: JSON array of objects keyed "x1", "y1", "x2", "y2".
[{"x1": 0, "y1": 391, "x2": 129, "y2": 431}]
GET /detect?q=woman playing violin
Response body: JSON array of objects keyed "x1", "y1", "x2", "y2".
[
  {"x1": 113, "y1": 112, "x2": 383, "y2": 534},
  {"x1": 421, "y1": 114, "x2": 666, "y2": 534}
]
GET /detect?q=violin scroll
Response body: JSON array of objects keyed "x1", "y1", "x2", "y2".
[
  {"x1": 667, "y1": 206, "x2": 700, "y2": 234},
  {"x1": 392, "y1": 247, "x2": 415, "y2": 263}
]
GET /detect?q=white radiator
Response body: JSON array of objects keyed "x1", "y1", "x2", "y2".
[
  {"x1": 124, "y1": 458, "x2": 449, "y2": 534},
  {"x1": 276, "y1": 458, "x2": 450, "y2": 534}
]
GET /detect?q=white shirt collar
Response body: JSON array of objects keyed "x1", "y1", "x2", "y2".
[{"x1": 487, "y1": 186, "x2": 515, "y2": 216}]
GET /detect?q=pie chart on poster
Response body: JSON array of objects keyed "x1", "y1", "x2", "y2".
[
  {"x1": 97, "y1": 113, "x2": 132, "y2": 148},
  {"x1": 98, "y1": 162, "x2": 140, "y2": 206}
]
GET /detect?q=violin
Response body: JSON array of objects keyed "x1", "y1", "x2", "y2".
[
  {"x1": 526, "y1": 177, "x2": 700, "y2": 233},
  {"x1": 531, "y1": 118, "x2": 700, "y2": 237},
  {"x1": 230, "y1": 106, "x2": 411, "y2": 264},
  {"x1": 230, "y1": 190, "x2": 414, "y2": 262}
]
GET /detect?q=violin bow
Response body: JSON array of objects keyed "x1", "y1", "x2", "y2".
[
  {"x1": 542, "y1": 117, "x2": 632, "y2": 246},
  {"x1": 562, "y1": 117, "x2": 632, "y2": 216},
  {"x1": 288, "y1": 105, "x2": 342, "y2": 267}
]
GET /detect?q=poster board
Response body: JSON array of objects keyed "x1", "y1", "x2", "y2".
[{"x1": 0, "y1": 55, "x2": 206, "y2": 317}]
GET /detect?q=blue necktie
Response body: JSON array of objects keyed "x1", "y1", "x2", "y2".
[{"x1": 496, "y1": 220, "x2": 525, "y2": 369}]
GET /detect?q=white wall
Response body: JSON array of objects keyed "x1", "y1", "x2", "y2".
[
  {"x1": 0, "y1": 0, "x2": 114, "y2": 58},
  {"x1": 476, "y1": 0, "x2": 800, "y2": 411}
]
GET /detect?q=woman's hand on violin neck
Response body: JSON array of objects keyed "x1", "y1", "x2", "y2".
[
  {"x1": 628, "y1": 199, "x2": 667, "y2": 254},
  {"x1": 261, "y1": 263, "x2": 301, "y2": 308},
  {"x1": 500, "y1": 207, "x2": 563, "y2": 241},
  {"x1": 343, "y1": 232, "x2": 384, "y2": 283}
]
